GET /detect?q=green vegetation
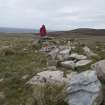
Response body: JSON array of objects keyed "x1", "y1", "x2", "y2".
[
  {"x1": 0, "y1": 36, "x2": 105, "y2": 105},
  {"x1": 0, "y1": 36, "x2": 48, "y2": 105},
  {"x1": 0, "y1": 36, "x2": 69, "y2": 105},
  {"x1": 32, "y1": 83, "x2": 67, "y2": 105}
]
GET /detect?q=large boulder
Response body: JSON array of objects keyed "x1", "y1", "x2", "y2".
[
  {"x1": 27, "y1": 70, "x2": 66, "y2": 85},
  {"x1": 66, "y1": 70, "x2": 103, "y2": 105},
  {"x1": 91, "y1": 60, "x2": 105, "y2": 81}
]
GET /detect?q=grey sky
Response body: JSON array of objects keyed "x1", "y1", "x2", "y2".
[{"x1": 0, "y1": 0, "x2": 105, "y2": 30}]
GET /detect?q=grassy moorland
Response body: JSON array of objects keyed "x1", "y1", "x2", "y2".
[
  {"x1": 0, "y1": 34, "x2": 105, "y2": 105},
  {"x1": 0, "y1": 36, "x2": 49, "y2": 105}
]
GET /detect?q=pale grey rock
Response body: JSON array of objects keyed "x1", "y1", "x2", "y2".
[
  {"x1": 56, "y1": 48, "x2": 71, "y2": 61},
  {"x1": 76, "y1": 60, "x2": 92, "y2": 67},
  {"x1": 59, "y1": 46, "x2": 67, "y2": 50},
  {"x1": 0, "y1": 78, "x2": 4, "y2": 82},
  {"x1": 22, "y1": 75, "x2": 29, "y2": 80},
  {"x1": 66, "y1": 70, "x2": 103, "y2": 105},
  {"x1": 83, "y1": 46, "x2": 97, "y2": 57},
  {"x1": 48, "y1": 48, "x2": 59, "y2": 59},
  {"x1": 61, "y1": 61, "x2": 75, "y2": 69},
  {"x1": 40, "y1": 46, "x2": 51, "y2": 52},
  {"x1": 70, "y1": 53, "x2": 87, "y2": 60},
  {"x1": 46, "y1": 66, "x2": 57, "y2": 70},
  {"x1": 0, "y1": 92, "x2": 5, "y2": 99},
  {"x1": 59, "y1": 49, "x2": 71, "y2": 55},
  {"x1": 91, "y1": 60, "x2": 105, "y2": 81},
  {"x1": 28, "y1": 70, "x2": 65, "y2": 85}
]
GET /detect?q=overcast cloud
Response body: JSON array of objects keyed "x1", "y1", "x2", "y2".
[{"x1": 0, "y1": 0, "x2": 105, "y2": 30}]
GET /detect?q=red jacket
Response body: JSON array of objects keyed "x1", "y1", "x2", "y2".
[{"x1": 40, "y1": 25, "x2": 47, "y2": 37}]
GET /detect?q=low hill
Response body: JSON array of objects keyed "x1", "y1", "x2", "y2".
[{"x1": 49, "y1": 28, "x2": 105, "y2": 37}]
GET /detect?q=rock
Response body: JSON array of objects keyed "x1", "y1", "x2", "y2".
[
  {"x1": 0, "y1": 92, "x2": 5, "y2": 99},
  {"x1": 59, "y1": 46, "x2": 67, "y2": 50},
  {"x1": 28, "y1": 70, "x2": 65, "y2": 85},
  {"x1": 61, "y1": 61, "x2": 75, "y2": 69},
  {"x1": 71, "y1": 46, "x2": 76, "y2": 49},
  {"x1": 48, "y1": 48, "x2": 59, "y2": 59},
  {"x1": 46, "y1": 66, "x2": 57, "y2": 70},
  {"x1": 91, "y1": 60, "x2": 105, "y2": 81},
  {"x1": 59, "y1": 49, "x2": 71, "y2": 55},
  {"x1": 56, "y1": 48, "x2": 71, "y2": 61},
  {"x1": 83, "y1": 46, "x2": 97, "y2": 57},
  {"x1": 40, "y1": 46, "x2": 51, "y2": 52},
  {"x1": 70, "y1": 53, "x2": 87, "y2": 60},
  {"x1": 22, "y1": 75, "x2": 29, "y2": 80},
  {"x1": 0, "y1": 78, "x2": 4, "y2": 82},
  {"x1": 66, "y1": 70, "x2": 103, "y2": 105},
  {"x1": 56, "y1": 54, "x2": 64, "y2": 61},
  {"x1": 67, "y1": 41, "x2": 71, "y2": 49},
  {"x1": 76, "y1": 60, "x2": 92, "y2": 67},
  {"x1": 66, "y1": 72, "x2": 78, "y2": 80}
]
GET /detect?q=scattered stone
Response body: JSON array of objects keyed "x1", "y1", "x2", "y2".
[
  {"x1": 0, "y1": 92, "x2": 5, "y2": 99},
  {"x1": 76, "y1": 60, "x2": 92, "y2": 67},
  {"x1": 59, "y1": 45, "x2": 68, "y2": 50},
  {"x1": 0, "y1": 78, "x2": 4, "y2": 82},
  {"x1": 59, "y1": 49, "x2": 71, "y2": 55},
  {"x1": 46, "y1": 66, "x2": 57, "y2": 70},
  {"x1": 66, "y1": 70, "x2": 103, "y2": 105},
  {"x1": 40, "y1": 46, "x2": 50, "y2": 52},
  {"x1": 70, "y1": 53, "x2": 87, "y2": 60},
  {"x1": 48, "y1": 48, "x2": 59, "y2": 59},
  {"x1": 61, "y1": 61, "x2": 75, "y2": 69},
  {"x1": 91, "y1": 60, "x2": 105, "y2": 81},
  {"x1": 83, "y1": 46, "x2": 97, "y2": 57},
  {"x1": 56, "y1": 48, "x2": 71, "y2": 61},
  {"x1": 22, "y1": 75, "x2": 29, "y2": 80}
]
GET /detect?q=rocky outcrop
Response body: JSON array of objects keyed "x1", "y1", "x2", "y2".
[{"x1": 66, "y1": 70, "x2": 103, "y2": 105}]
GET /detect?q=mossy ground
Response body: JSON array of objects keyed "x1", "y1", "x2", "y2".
[
  {"x1": 0, "y1": 36, "x2": 49, "y2": 105},
  {"x1": 0, "y1": 36, "x2": 105, "y2": 105}
]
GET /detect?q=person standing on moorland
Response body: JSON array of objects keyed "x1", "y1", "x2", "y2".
[
  {"x1": 39, "y1": 24, "x2": 49, "y2": 51},
  {"x1": 40, "y1": 24, "x2": 47, "y2": 38}
]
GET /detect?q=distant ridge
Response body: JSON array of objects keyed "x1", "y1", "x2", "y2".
[
  {"x1": 70, "y1": 28, "x2": 105, "y2": 35},
  {"x1": 49, "y1": 28, "x2": 105, "y2": 36},
  {"x1": 0, "y1": 27, "x2": 38, "y2": 33}
]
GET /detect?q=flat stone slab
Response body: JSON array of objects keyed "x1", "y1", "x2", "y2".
[
  {"x1": 70, "y1": 53, "x2": 87, "y2": 60},
  {"x1": 76, "y1": 60, "x2": 92, "y2": 67}
]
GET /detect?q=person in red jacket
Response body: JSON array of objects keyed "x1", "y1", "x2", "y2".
[{"x1": 40, "y1": 24, "x2": 47, "y2": 38}]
